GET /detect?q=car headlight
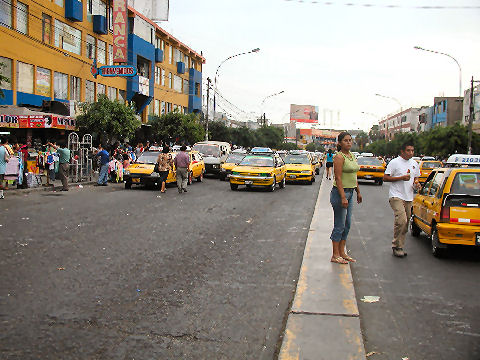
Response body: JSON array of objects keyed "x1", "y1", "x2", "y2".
[
  {"x1": 124, "y1": 169, "x2": 130, "y2": 175},
  {"x1": 301, "y1": 170, "x2": 311, "y2": 174},
  {"x1": 220, "y1": 167, "x2": 226, "y2": 172},
  {"x1": 151, "y1": 172, "x2": 159, "y2": 177}
]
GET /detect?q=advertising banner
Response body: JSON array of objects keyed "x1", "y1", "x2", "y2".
[
  {"x1": 0, "y1": 115, "x2": 20, "y2": 128},
  {"x1": 113, "y1": 0, "x2": 127, "y2": 63},
  {"x1": 290, "y1": 104, "x2": 319, "y2": 123},
  {"x1": 0, "y1": 115, "x2": 76, "y2": 129}
]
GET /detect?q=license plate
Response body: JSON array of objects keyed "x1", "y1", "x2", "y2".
[
  {"x1": 245, "y1": 180, "x2": 253, "y2": 185},
  {"x1": 132, "y1": 178, "x2": 140, "y2": 183},
  {"x1": 476, "y1": 233, "x2": 480, "y2": 246},
  {"x1": 364, "y1": 175, "x2": 373, "y2": 179},
  {"x1": 289, "y1": 175, "x2": 296, "y2": 179}
]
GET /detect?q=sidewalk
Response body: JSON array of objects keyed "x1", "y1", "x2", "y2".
[{"x1": 278, "y1": 177, "x2": 366, "y2": 359}]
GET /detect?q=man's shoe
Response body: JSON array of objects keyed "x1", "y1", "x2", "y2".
[
  {"x1": 183, "y1": 188, "x2": 187, "y2": 192},
  {"x1": 178, "y1": 189, "x2": 182, "y2": 194},
  {"x1": 392, "y1": 247, "x2": 405, "y2": 257},
  {"x1": 101, "y1": 183, "x2": 108, "y2": 186},
  {"x1": 61, "y1": 188, "x2": 69, "y2": 192}
]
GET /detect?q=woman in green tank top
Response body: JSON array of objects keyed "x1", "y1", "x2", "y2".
[{"x1": 329, "y1": 132, "x2": 362, "y2": 264}]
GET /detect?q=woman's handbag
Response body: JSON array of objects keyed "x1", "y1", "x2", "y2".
[{"x1": 153, "y1": 163, "x2": 160, "y2": 173}]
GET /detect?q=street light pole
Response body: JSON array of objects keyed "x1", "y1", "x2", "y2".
[
  {"x1": 260, "y1": 90, "x2": 285, "y2": 126},
  {"x1": 213, "y1": 48, "x2": 260, "y2": 121},
  {"x1": 375, "y1": 93, "x2": 402, "y2": 112},
  {"x1": 414, "y1": 46, "x2": 462, "y2": 97}
]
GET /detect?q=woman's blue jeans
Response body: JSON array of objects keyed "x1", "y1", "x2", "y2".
[{"x1": 330, "y1": 186, "x2": 355, "y2": 242}]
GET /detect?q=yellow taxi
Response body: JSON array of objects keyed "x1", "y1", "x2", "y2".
[
  {"x1": 124, "y1": 151, "x2": 176, "y2": 189},
  {"x1": 229, "y1": 148, "x2": 286, "y2": 191},
  {"x1": 219, "y1": 151, "x2": 246, "y2": 181},
  {"x1": 356, "y1": 156, "x2": 386, "y2": 185},
  {"x1": 418, "y1": 160, "x2": 442, "y2": 184},
  {"x1": 284, "y1": 151, "x2": 316, "y2": 185},
  {"x1": 411, "y1": 154, "x2": 480, "y2": 257}
]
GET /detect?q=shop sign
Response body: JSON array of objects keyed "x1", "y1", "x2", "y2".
[
  {"x1": 113, "y1": 0, "x2": 127, "y2": 63},
  {"x1": 91, "y1": 60, "x2": 137, "y2": 79},
  {"x1": 0, "y1": 115, "x2": 20, "y2": 128},
  {"x1": 0, "y1": 115, "x2": 76, "y2": 130}
]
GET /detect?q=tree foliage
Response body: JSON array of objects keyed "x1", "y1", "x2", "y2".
[
  {"x1": 365, "y1": 123, "x2": 480, "y2": 158},
  {"x1": 149, "y1": 111, "x2": 205, "y2": 145},
  {"x1": 77, "y1": 95, "x2": 140, "y2": 144}
]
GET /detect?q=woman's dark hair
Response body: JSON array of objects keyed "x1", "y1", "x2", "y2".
[
  {"x1": 336, "y1": 131, "x2": 352, "y2": 151},
  {"x1": 328, "y1": 149, "x2": 333, "y2": 155},
  {"x1": 162, "y1": 146, "x2": 169, "y2": 154}
]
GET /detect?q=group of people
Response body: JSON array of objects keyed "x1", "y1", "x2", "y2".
[{"x1": 328, "y1": 132, "x2": 421, "y2": 264}]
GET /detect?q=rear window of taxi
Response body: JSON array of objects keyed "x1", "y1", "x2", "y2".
[
  {"x1": 450, "y1": 172, "x2": 480, "y2": 195},
  {"x1": 422, "y1": 161, "x2": 442, "y2": 169},
  {"x1": 357, "y1": 157, "x2": 383, "y2": 166}
]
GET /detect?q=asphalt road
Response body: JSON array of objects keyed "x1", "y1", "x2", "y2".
[
  {"x1": 349, "y1": 180, "x2": 480, "y2": 360},
  {"x1": 0, "y1": 173, "x2": 321, "y2": 360}
]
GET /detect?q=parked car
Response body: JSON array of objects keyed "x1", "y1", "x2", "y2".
[{"x1": 192, "y1": 141, "x2": 231, "y2": 176}]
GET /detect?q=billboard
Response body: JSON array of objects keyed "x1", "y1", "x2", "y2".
[
  {"x1": 0, "y1": 115, "x2": 76, "y2": 130},
  {"x1": 113, "y1": 0, "x2": 127, "y2": 63},
  {"x1": 290, "y1": 104, "x2": 319, "y2": 123}
]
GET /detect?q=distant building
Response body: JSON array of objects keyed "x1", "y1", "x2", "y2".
[
  {"x1": 462, "y1": 85, "x2": 480, "y2": 133},
  {"x1": 379, "y1": 108, "x2": 422, "y2": 140},
  {"x1": 431, "y1": 97, "x2": 463, "y2": 128}
]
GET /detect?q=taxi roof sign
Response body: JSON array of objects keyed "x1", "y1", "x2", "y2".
[
  {"x1": 251, "y1": 147, "x2": 273, "y2": 153},
  {"x1": 446, "y1": 154, "x2": 480, "y2": 166}
]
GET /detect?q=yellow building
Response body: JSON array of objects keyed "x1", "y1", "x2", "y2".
[{"x1": 0, "y1": 0, "x2": 205, "y2": 140}]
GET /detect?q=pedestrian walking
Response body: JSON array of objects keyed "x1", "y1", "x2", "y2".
[
  {"x1": 156, "y1": 146, "x2": 173, "y2": 193},
  {"x1": 383, "y1": 141, "x2": 420, "y2": 257},
  {"x1": 95, "y1": 144, "x2": 110, "y2": 186},
  {"x1": 49, "y1": 141, "x2": 70, "y2": 191},
  {"x1": 329, "y1": 132, "x2": 362, "y2": 264},
  {"x1": 0, "y1": 137, "x2": 10, "y2": 199},
  {"x1": 174, "y1": 144, "x2": 190, "y2": 194},
  {"x1": 325, "y1": 149, "x2": 334, "y2": 179}
]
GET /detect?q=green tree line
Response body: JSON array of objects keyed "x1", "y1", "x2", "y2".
[{"x1": 365, "y1": 123, "x2": 480, "y2": 158}]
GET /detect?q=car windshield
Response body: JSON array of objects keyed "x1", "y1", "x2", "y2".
[
  {"x1": 226, "y1": 154, "x2": 245, "y2": 163},
  {"x1": 193, "y1": 144, "x2": 220, "y2": 157},
  {"x1": 450, "y1": 172, "x2": 480, "y2": 195},
  {"x1": 284, "y1": 155, "x2": 310, "y2": 165},
  {"x1": 357, "y1": 157, "x2": 383, "y2": 166},
  {"x1": 422, "y1": 161, "x2": 441, "y2": 169},
  {"x1": 239, "y1": 155, "x2": 274, "y2": 167},
  {"x1": 136, "y1": 151, "x2": 159, "y2": 164}
]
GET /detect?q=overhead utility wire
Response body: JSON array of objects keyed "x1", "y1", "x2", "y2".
[{"x1": 282, "y1": 0, "x2": 480, "y2": 9}]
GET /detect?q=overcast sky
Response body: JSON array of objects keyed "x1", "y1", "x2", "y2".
[{"x1": 160, "y1": 0, "x2": 480, "y2": 131}]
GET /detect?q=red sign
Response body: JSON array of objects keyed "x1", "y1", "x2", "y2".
[
  {"x1": 0, "y1": 115, "x2": 76, "y2": 130},
  {"x1": 113, "y1": 0, "x2": 127, "y2": 63}
]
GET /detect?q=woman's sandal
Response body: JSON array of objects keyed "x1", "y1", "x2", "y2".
[
  {"x1": 342, "y1": 255, "x2": 356, "y2": 263},
  {"x1": 331, "y1": 256, "x2": 348, "y2": 264}
]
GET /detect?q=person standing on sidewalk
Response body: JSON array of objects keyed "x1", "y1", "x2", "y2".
[
  {"x1": 383, "y1": 141, "x2": 420, "y2": 257},
  {"x1": 95, "y1": 144, "x2": 110, "y2": 186},
  {"x1": 156, "y1": 146, "x2": 173, "y2": 193},
  {"x1": 329, "y1": 132, "x2": 362, "y2": 264},
  {"x1": 48, "y1": 141, "x2": 70, "y2": 191},
  {"x1": 325, "y1": 149, "x2": 334, "y2": 180},
  {"x1": 174, "y1": 145, "x2": 190, "y2": 194},
  {"x1": 0, "y1": 137, "x2": 10, "y2": 199}
]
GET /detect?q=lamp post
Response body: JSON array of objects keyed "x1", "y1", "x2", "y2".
[
  {"x1": 260, "y1": 90, "x2": 285, "y2": 126},
  {"x1": 213, "y1": 48, "x2": 260, "y2": 121},
  {"x1": 375, "y1": 93, "x2": 402, "y2": 112},
  {"x1": 414, "y1": 46, "x2": 462, "y2": 97}
]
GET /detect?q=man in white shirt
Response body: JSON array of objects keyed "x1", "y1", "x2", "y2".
[{"x1": 383, "y1": 142, "x2": 421, "y2": 257}]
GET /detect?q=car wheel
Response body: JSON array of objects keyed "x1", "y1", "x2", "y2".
[
  {"x1": 308, "y1": 177, "x2": 313, "y2": 185},
  {"x1": 269, "y1": 178, "x2": 276, "y2": 192},
  {"x1": 279, "y1": 176, "x2": 286, "y2": 189},
  {"x1": 316, "y1": 168, "x2": 320, "y2": 175},
  {"x1": 230, "y1": 183, "x2": 238, "y2": 191},
  {"x1": 312, "y1": 175, "x2": 315, "y2": 182},
  {"x1": 125, "y1": 180, "x2": 132, "y2": 189},
  {"x1": 187, "y1": 171, "x2": 193, "y2": 185},
  {"x1": 220, "y1": 174, "x2": 225, "y2": 181},
  {"x1": 197, "y1": 172, "x2": 203, "y2": 182},
  {"x1": 431, "y1": 226, "x2": 446, "y2": 257},
  {"x1": 410, "y1": 214, "x2": 421, "y2": 237},
  {"x1": 378, "y1": 179, "x2": 383, "y2": 186}
]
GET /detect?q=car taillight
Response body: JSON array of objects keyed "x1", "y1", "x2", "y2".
[{"x1": 440, "y1": 206, "x2": 450, "y2": 222}]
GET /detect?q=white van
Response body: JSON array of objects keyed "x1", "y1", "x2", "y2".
[{"x1": 192, "y1": 141, "x2": 231, "y2": 176}]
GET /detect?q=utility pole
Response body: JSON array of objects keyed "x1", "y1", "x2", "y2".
[
  {"x1": 467, "y1": 76, "x2": 480, "y2": 154},
  {"x1": 205, "y1": 77, "x2": 211, "y2": 141}
]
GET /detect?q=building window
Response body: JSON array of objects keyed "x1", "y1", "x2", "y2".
[
  {"x1": 148, "y1": 102, "x2": 154, "y2": 116},
  {"x1": 55, "y1": 0, "x2": 64, "y2": 7},
  {"x1": 108, "y1": 3, "x2": 113, "y2": 31},
  {"x1": 108, "y1": 86, "x2": 116, "y2": 100},
  {"x1": 173, "y1": 75, "x2": 182, "y2": 93},
  {"x1": 17, "y1": 61, "x2": 34, "y2": 94},
  {"x1": 169, "y1": 45, "x2": 173, "y2": 64},
  {"x1": 97, "y1": 39, "x2": 106, "y2": 64},
  {"x1": 174, "y1": 48, "x2": 182, "y2": 63},
  {"x1": 161, "y1": 68, "x2": 165, "y2": 86},
  {"x1": 54, "y1": 72, "x2": 68, "y2": 99},
  {"x1": 443, "y1": 100, "x2": 447, "y2": 112},
  {"x1": 0, "y1": 57, "x2": 12, "y2": 90},
  {"x1": 191, "y1": 60, "x2": 196, "y2": 70},
  {"x1": 118, "y1": 90, "x2": 126, "y2": 103},
  {"x1": 97, "y1": 83, "x2": 106, "y2": 97},
  {"x1": 42, "y1": 14, "x2": 52, "y2": 44},
  {"x1": 166, "y1": 102, "x2": 171, "y2": 113},
  {"x1": 85, "y1": 80, "x2": 95, "y2": 102},
  {"x1": 86, "y1": 35, "x2": 96, "y2": 60},
  {"x1": 36, "y1": 67, "x2": 51, "y2": 97},
  {"x1": 137, "y1": 56, "x2": 150, "y2": 78},
  {"x1": 195, "y1": 82, "x2": 200, "y2": 96},
  {"x1": 154, "y1": 99, "x2": 160, "y2": 116},
  {"x1": 183, "y1": 79, "x2": 188, "y2": 95},
  {"x1": 70, "y1": 76, "x2": 81, "y2": 101},
  {"x1": 161, "y1": 101, "x2": 165, "y2": 114},
  {"x1": 0, "y1": 0, "x2": 12, "y2": 28},
  {"x1": 108, "y1": 44, "x2": 113, "y2": 65},
  {"x1": 88, "y1": 0, "x2": 107, "y2": 16},
  {"x1": 155, "y1": 37, "x2": 164, "y2": 50},
  {"x1": 155, "y1": 66, "x2": 160, "y2": 85},
  {"x1": 16, "y1": 2, "x2": 28, "y2": 34},
  {"x1": 184, "y1": 55, "x2": 189, "y2": 69},
  {"x1": 54, "y1": 20, "x2": 81, "y2": 55},
  {"x1": 168, "y1": 72, "x2": 172, "y2": 88}
]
